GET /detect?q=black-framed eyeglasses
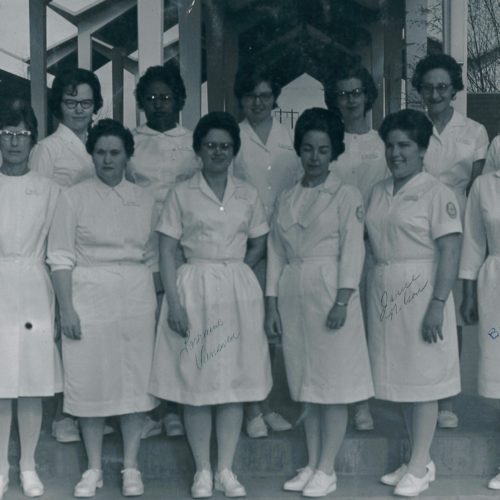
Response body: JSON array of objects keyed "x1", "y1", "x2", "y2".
[
  {"x1": 0, "y1": 130, "x2": 32, "y2": 140},
  {"x1": 62, "y1": 99, "x2": 94, "y2": 110},
  {"x1": 144, "y1": 94, "x2": 173, "y2": 103},
  {"x1": 202, "y1": 142, "x2": 234, "y2": 152},
  {"x1": 335, "y1": 88, "x2": 365, "y2": 99},
  {"x1": 242, "y1": 92, "x2": 274, "y2": 103},
  {"x1": 420, "y1": 83, "x2": 452, "y2": 95}
]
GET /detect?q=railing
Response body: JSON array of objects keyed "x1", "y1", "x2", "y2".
[{"x1": 274, "y1": 108, "x2": 300, "y2": 129}]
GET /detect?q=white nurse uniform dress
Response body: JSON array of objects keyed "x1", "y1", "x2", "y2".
[
  {"x1": 483, "y1": 136, "x2": 500, "y2": 174},
  {"x1": 47, "y1": 177, "x2": 157, "y2": 417},
  {"x1": 30, "y1": 123, "x2": 95, "y2": 187},
  {"x1": 459, "y1": 172, "x2": 500, "y2": 397},
  {"x1": 266, "y1": 173, "x2": 374, "y2": 404},
  {"x1": 366, "y1": 172, "x2": 462, "y2": 401},
  {"x1": 0, "y1": 171, "x2": 62, "y2": 398},
  {"x1": 149, "y1": 172, "x2": 272, "y2": 406}
]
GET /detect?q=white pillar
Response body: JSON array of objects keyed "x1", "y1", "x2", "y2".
[
  {"x1": 77, "y1": 25, "x2": 93, "y2": 70},
  {"x1": 442, "y1": 0, "x2": 468, "y2": 115},
  {"x1": 179, "y1": 0, "x2": 202, "y2": 129},
  {"x1": 137, "y1": 0, "x2": 164, "y2": 76}
]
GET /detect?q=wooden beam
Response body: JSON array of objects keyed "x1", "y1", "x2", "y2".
[{"x1": 29, "y1": 0, "x2": 48, "y2": 138}]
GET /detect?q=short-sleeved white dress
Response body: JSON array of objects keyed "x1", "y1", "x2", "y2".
[
  {"x1": 47, "y1": 177, "x2": 157, "y2": 417},
  {"x1": 266, "y1": 173, "x2": 374, "y2": 404},
  {"x1": 366, "y1": 172, "x2": 462, "y2": 402},
  {"x1": 0, "y1": 171, "x2": 63, "y2": 398},
  {"x1": 149, "y1": 172, "x2": 273, "y2": 405}
]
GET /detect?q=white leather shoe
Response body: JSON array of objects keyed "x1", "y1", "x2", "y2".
[
  {"x1": 20, "y1": 470, "x2": 44, "y2": 497},
  {"x1": 0, "y1": 475, "x2": 8, "y2": 500},
  {"x1": 245, "y1": 414, "x2": 268, "y2": 438},
  {"x1": 191, "y1": 470, "x2": 213, "y2": 498},
  {"x1": 283, "y1": 466, "x2": 314, "y2": 491},
  {"x1": 488, "y1": 470, "x2": 500, "y2": 490},
  {"x1": 121, "y1": 468, "x2": 144, "y2": 497},
  {"x1": 381, "y1": 461, "x2": 435, "y2": 486},
  {"x1": 73, "y1": 469, "x2": 103, "y2": 498},
  {"x1": 214, "y1": 469, "x2": 246, "y2": 497},
  {"x1": 302, "y1": 470, "x2": 337, "y2": 497},
  {"x1": 394, "y1": 470, "x2": 432, "y2": 497}
]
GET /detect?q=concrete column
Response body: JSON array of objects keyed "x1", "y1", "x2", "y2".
[
  {"x1": 368, "y1": 23, "x2": 385, "y2": 128},
  {"x1": 222, "y1": 24, "x2": 240, "y2": 119},
  {"x1": 77, "y1": 26, "x2": 93, "y2": 70},
  {"x1": 442, "y1": 0, "x2": 468, "y2": 115},
  {"x1": 112, "y1": 48, "x2": 125, "y2": 122},
  {"x1": 137, "y1": 0, "x2": 164, "y2": 76},
  {"x1": 179, "y1": 0, "x2": 202, "y2": 129},
  {"x1": 405, "y1": 0, "x2": 428, "y2": 110},
  {"x1": 29, "y1": 0, "x2": 48, "y2": 138},
  {"x1": 205, "y1": 6, "x2": 225, "y2": 112}
]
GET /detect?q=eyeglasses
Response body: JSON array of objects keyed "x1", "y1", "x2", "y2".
[
  {"x1": 335, "y1": 88, "x2": 365, "y2": 99},
  {"x1": 202, "y1": 142, "x2": 233, "y2": 152},
  {"x1": 0, "y1": 130, "x2": 32, "y2": 140},
  {"x1": 62, "y1": 99, "x2": 94, "y2": 110},
  {"x1": 242, "y1": 92, "x2": 274, "y2": 103},
  {"x1": 420, "y1": 83, "x2": 452, "y2": 94},
  {"x1": 144, "y1": 94, "x2": 173, "y2": 103}
]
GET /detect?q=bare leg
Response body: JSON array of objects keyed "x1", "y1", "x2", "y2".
[
  {"x1": 316, "y1": 404, "x2": 348, "y2": 475},
  {"x1": 17, "y1": 397, "x2": 42, "y2": 472},
  {"x1": 120, "y1": 413, "x2": 145, "y2": 469},
  {"x1": 215, "y1": 403, "x2": 243, "y2": 472},
  {"x1": 79, "y1": 417, "x2": 105, "y2": 470},
  {"x1": 184, "y1": 405, "x2": 212, "y2": 472},
  {"x1": 0, "y1": 399, "x2": 12, "y2": 477},
  {"x1": 407, "y1": 401, "x2": 437, "y2": 477},
  {"x1": 304, "y1": 403, "x2": 320, "y2": 470}
]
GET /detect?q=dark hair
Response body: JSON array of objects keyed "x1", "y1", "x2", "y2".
[
  {"x1": 378, "y1": 109, "x2": 433, "y2": 149},
  {"x1": 411, "y1": 54, "x2": 464, "y2": 94},
  {"x1": 0, "y1": 98, "x2": 38, "y2": 145},
  {"x1": 192, "y1": 112, "x2": 241, "y2": 155},
  {"x1": 49, "y1": 68, "x2": 103, "y2": 120},
  {"x1": 294, "y1": 108, "x2": 345, "y2": 161},
  {"x1": 86, "y1": 119, "x2": 134, "y2": 158},
  {"x1": 324, "y1": 64, "x2": 378, "y2": 114},
  {"x1": 135, "y1": 61, "x2": 187, "y2": 112},
  {"x1": 233, "y1": 65, "x2": 281, "y2": 107}
]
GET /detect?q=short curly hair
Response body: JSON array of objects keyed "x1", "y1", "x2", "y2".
[
  {"x1": 233, "y1": 65, "x2": 281, "y2": 108},
  {"x1": 378, "y1": 109, "x2": 433, "y2": 149},
  {"x1": 192, "y1": 112, "x2": 241, "y2": 156},
  {"x1": 324, "y1": 64, "x2": 378, "y2": 114},
  {"x1": 411, "y1": 54, "x2": 464, "y2": 94},
  {"x1": 0, "y1": 98, "x2": 38, "y2": 145},
  {"x1": 49, "y1": 68, "x2": 103, "y2": 120},
  {"x1": 294, "y1": 108, "x2": 345, "y2": 161},
  {"x1": 135, "y1": 61, "x2": 187, "y2": 112},
  {"x1": 86, "y1": 119, "x2": 134, "y2": 158}
]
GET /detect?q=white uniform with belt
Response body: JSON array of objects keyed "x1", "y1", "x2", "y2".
[
  {"x1": 30, "y1": 123, "x2": 95, "y2": 187},
  {"x1": 459, "y1": 172, "x2": 500, "y2": 397},
  {"x1": 149, "y1": 172, "x2": 272, "y2": 406},
  {"x1": 0, "y1": 171, "x2": 63, "y2": 398},
  {"x1": 366, "y1": 172, "x2": 462, "y2": 402},
  {"x1": 47, "y1": 177, "x2": 157, "y2": 417},
  {"x1": 266, "y1": 173, "x2": 374, "y2": 404}
]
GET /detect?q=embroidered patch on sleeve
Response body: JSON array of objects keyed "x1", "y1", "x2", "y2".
[
  {"x1": 446, "y1": 201, "x2": 457, "y2": 219},
  {"x1": 356, "y1": 205, "x2": 364, "y2": 222}
]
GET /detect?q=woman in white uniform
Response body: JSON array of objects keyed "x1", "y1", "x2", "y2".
[
  {"x1": 48, "y1": 120, "x2": 158, "y2": 498},
  {"x1": 149, "y1": 112, "x2": 272, "y2": 499},
  {"x1": 412, "y1": 54, "x2": 489, "y2": 428},
  {"x1": 266, "y1": 108, "x2": 374, "y2": 497},
  {"x1": 129, "y1": 62, "x2": 198, "y2": 440},
  {"x1": 30, "y1": 68, "x2": 105, "y2": 444},
  {"x1": 324, "y1": 62, "x2": 388, "y2": 432},
  {"x1": 367, "y1": 110, "x2": 462, "y2": 497},
  {"x1": 0, "y1": 100, "x2": 62, "y2": 499},
  {"x1": 459, "y1": 172, "x2": 500, "y2": 490},
  {"x1": 232, "y1": 66, "x2": 300, "y2": 438}
]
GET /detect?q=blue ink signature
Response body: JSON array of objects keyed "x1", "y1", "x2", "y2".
[{"x1": 488, "y1": 328, "x2": 500, "y2": 340}]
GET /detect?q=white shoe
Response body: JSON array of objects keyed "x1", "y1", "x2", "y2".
[
  {"x1": 0, "y1": 475, "x2": 8, "y2": 500},
  {"x1": 302, "y1": 470, "x2": 337, "y2": 497},
  {"x1": 191, "y1": 470, "x2": 213, "y2": 498},
  {"x1": 283, "y1": 466, "x2": 314, "y2": 491},
  {"x1": 52, "y1": 417, "x2": 80, "y2": 443},
  {"x1": 164, "y1": 413, "x2": 185, "y2": 437},
  {"x1": 121, "y1": 468, "x2": 144, "y2": 497},
  {"x1": 245, "y1": 414, "x2": 268, "y2": 438},
  {"x1": 437, "y1": 410, "x2": 458, "y2": 429},
  {"x1": 103, "y1": 423, "x2": 114, "y2": 436},
  {"x1": 263, "y1": 412, "x2": 292, "y2": 432},
  {"x1": 354, "y1": 404, "x2": 374, "y2": 431},
  {"x1": 394, "y1": 470, "x2": 432, "y2": 497},
  {"x1": 488, "y1": 470, "x2": 500, "y2": 490},
  {"x1": 73, "y1": 469, "x2": 103, "y2": 498},
  {"x1": 20, "y1": 470, "x2": 44, "y2": 497},
  {"x1": 141, "y1": 416, "x2": 163, "y2": 439},
  {"x1": 214, "y1": 469, "x2": 246, "y2": 497},
  {"x1": 381, "y1": 461, "x2": 435, "y2": 486}
]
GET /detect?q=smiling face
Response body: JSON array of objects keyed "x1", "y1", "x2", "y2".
[
  {"x1": 384, "y1": 129, "x2": 425, "y2": 184},
  {"x1": 92, "y1": 135, "x2": 128, "y2": 187},
  {"x1": 299, "y1": 130, "x2": 333, "y2": 185},
  {"x1": 142, "y1": 80, "x2": 177, "y2": 132},
  {"x1": 419, "y1": 68, "x2": 455, "y2": 117},
  {"x1": 60, "y1": 83, "x2": 95, "y2": 134},
  {"x1": 0, "y1": 121, "x2": 33, "y2": 168},
  {"x1": 240, "y1": 81, "x2": 275, "y2": 125},
  {"x1": 198, "y1": 128, "x2": 235, "y2": 175},
  {"x1": 335, "y1": 77, "x2": 367, "y2": 122}
]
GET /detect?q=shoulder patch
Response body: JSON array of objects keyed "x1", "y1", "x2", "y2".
[
  {"x1": 356, "y1": 205, "x2": 364, "y2": 222},
  {"x1": 446, "y1": 201, "x2": 457, "y2": 219}
]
